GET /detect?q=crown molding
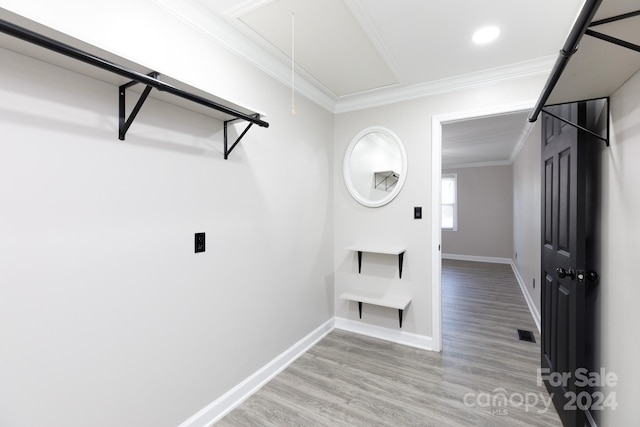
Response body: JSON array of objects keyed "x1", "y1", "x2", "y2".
[
  {"x1": 155, "y1": 0, "x2": 555, "y2": 115},
  {"x1": 443, "y1": 160, "x2": 513, "y2": 170},
  {"x1": 334, "y1": 55, "x2": 556, "y2": 114},
  {"x1": 154, "y1": 0, "x2": 337, "y2": 112},
  {"x1": 509, "y1": 120, "x2": 537, "y2": 163}
]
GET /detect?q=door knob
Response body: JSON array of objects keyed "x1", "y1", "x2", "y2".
[{"x1": 556, "y1": 267, "x2": 575, "y2": 280}]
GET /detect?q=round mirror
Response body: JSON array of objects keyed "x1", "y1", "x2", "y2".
[{"x1": 343, "y1": 126, "x2": 407, "y2": 207}]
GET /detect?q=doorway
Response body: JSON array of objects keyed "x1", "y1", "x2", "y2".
[{"x1": 430, "y1": 101, "x2": 536, "y2": 351}]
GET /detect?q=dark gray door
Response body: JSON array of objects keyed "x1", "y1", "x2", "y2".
[{"x1": 541, "y1": 102, "x2": 599, "y2": 427}]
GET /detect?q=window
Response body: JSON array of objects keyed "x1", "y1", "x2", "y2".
[{"x1": 442, "y1": 174, "x2": 457, "y2": 230}]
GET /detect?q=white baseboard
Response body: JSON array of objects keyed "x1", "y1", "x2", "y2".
[
  {"x1": 442, "y1": 253, "x2": 541, "y2": 333},
  {"x1": 180, "y1": 316, "x2": 436, "y2": 426},
  {"x1": 334, "y1": 317, "x2": 436, "y2": 351},
  {"x1": 510, "y1": 262, "x2": 541, "y2": 333},
  {"x1": 178, "y1": 318, "x2": 335, "y2": 427},
  {"x1": 442, "y1": 253, "x2": 512, "y2": 264}
]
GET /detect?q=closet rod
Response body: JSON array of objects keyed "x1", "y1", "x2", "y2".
[
  {"x1": 528, "y1": 0, "x2": 602, "y2": 123},
  {"x1": 0, "y1": 18, "x2": 269, "y2": 128}
]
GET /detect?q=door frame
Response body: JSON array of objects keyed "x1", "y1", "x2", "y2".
[{"x1": 430, "y1": 100, "x2": 537, "y2": 351}]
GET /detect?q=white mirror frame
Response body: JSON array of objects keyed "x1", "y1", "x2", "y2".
[{"x1": 343, "y1": 126, "x2": 408, "y2": 208}]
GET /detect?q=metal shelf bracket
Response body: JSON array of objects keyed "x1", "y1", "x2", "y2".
[
  {"x1": 586, "y1": 10, "x2": 640, "y2": 54},
  {"x1": 374, "y1": 171, "x2": 399, "y2": 191},
  {"x1": 224, "y1": 115, "x2": 260, "y2": 160},
  {"x1": 119, "y1": 72, "x2": 159, "y2": 141},
  {"x1": 529, "y1": 3, "x2": 640, "y2": 124},
  {"x1": 0, "y1": 18, "x2": 269, "y2": 159},
  {"x1": 541, "y1": 97, "x2": 610, "y2": 146}
]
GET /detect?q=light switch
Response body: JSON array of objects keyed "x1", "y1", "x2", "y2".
[{"x1": 414, "y1": 206, "x2": 422, "y2": 219}]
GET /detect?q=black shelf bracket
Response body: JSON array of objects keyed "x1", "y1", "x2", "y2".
[
  {"x1": 374, "y1": 171, "x2": 399, "y2": 191},
  {"x1": 0, "y1": 18, "x2": 269, "y2": 157},
  {"x1": 529, "y1": 2, "x2": 640, "y2": 124},
  {"x1": 119, "y1": 72, "x2": 158, "y2": 141},
  {"x1": 586, "y1": 9, "x2": 640, "y2": 54},
  {"x1": 355, "y1": 250, "x2": 405, "y2": 279},
  {"x1": 356, "y1": 301, "x2": 405, "y2": 328},
  {"x1": 224, "y1": 115, "x2": 260, "y2": 160},
  {"x1": 528, "y1": 0, "x2": 602, "y2": 123},
  {"x1": 541, "y1": 97, "x2": 610, "y2": 146}
]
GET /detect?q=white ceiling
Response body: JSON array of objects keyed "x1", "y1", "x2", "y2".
[
  {"x1": 5, "y1": 1, "x2": 635, "y2": 166},
  {"x1": 441, "y1": 110, "x2": 531, "y2": 168},
  {"x1": 193, "y1": 0, "x2": 586, "y2": 166},
  {"x1": 201, "y1": 0, "x2": 584, "y2": 101}
]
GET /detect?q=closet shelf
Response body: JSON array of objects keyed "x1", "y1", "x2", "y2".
[
  {"x1": 529, "y1": 0, "x2": 640, "y2": 126},
  {"x1": 0, "y1": 12, "x2": 269, "y2": 159},
  {"x1": 340, "y1": 291, "x2": 411, "y2": 328},
  {"x1": 346, "y1": 245, "x2": 406, "y2": 279}
]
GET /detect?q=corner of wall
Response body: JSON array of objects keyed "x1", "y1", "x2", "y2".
[
  {"x1": 179, "y1": 319, "x2": 335, "y2": 427},
  {"x1": 334, "y1": 317, "x2": 436, "y2": 351}
]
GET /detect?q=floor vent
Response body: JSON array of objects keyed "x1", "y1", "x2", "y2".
[{"x1": 517, "y1": 329, "x2": 536, "y2": 343}]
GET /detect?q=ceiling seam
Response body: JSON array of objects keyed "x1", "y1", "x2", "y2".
[{"x1": 343, "y1": 0, "x2": 402, "y2": 82}]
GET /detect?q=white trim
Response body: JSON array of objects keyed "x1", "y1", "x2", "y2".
[
  {"x1": 431, "y1": 99, "x2": 538, "y2": 358},
  {"x1": 335, "y1": 56, "x2": 555, "y2": 113},
  {"x1": 430, "y1": 115, "x2": 443, "y2": 352},
  {"x1": 178, "y1": 318, "x2": 335, "y2": 427},
  {"x1": 509, "y1": 120, "x2": 536, "y2": 164},
  {"x1": 441, "y1": 173, "x2": 458, "y2": 231},
  {"x1": 179, "y1": 317, "x2": 437, "y2": 426},
  {"x1": 334, "y1": 317, "x2": 435, "y2": 351},
  {"x1": 343, "y1": 126, "x2": 408, "y2": 207},
  {"x1": 442, "y1": 253, "x2": 512, "y2": 264},
  {"x1": 150, "y1": 3, "x2": 554, "y2": 115},
  {"x1": 511, "y1": 262, "x2": 541, "y2": 333},
  {"x1": 432, "y1": 101, "x2": 538, "y2": 130},
  {"x1": 154, "y1": 0, "x2": 337, "y2": 112},
  {"x1": 443, "y1": 160, "x2": 512, "y2": 170}
]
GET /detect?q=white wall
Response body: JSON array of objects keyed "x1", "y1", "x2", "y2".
[
  {"x1": 0, "y1": 2, "x2": 334, "y2": 427},
  {"x1": 511, "y1": 70, "x2": 640, "y2": 424},
  {"x1": 442, "y1": 165, "x2": 513, "y2": 259},
  {"x1": 598, "y1": 68, "x2": 640, "y2": 426},
  {"x1": 334, "y1": 76, "x2": 547, "y2": 342},
  {"x1": 512, "y1": 122, "x2": 542, "y2": 316}
]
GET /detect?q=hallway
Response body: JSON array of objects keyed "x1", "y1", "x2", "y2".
[{"x1": 218, "y1": 260, "x2": 561, "y2": 426}]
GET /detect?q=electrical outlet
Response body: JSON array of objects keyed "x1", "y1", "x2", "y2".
[{"x1": 195, "y1": 232, "x2": 205, "y2": 253}]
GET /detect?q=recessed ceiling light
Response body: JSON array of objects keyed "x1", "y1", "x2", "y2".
[{"x1": 472, "y1": 26, "x2": 500, "y2": 45}]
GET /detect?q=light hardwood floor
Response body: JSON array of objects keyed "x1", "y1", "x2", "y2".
[{"x1": 217, "y1": 260, "x2": 561, "y2": 426}]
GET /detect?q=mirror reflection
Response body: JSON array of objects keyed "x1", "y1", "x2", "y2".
[{"x1": 344, "y1": 127, "x2": 407, "y2": 207}]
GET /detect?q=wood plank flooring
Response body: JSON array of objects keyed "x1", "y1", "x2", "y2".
[{"x1": 217, "y1": 260, "x2": 561, "y2": 426}]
